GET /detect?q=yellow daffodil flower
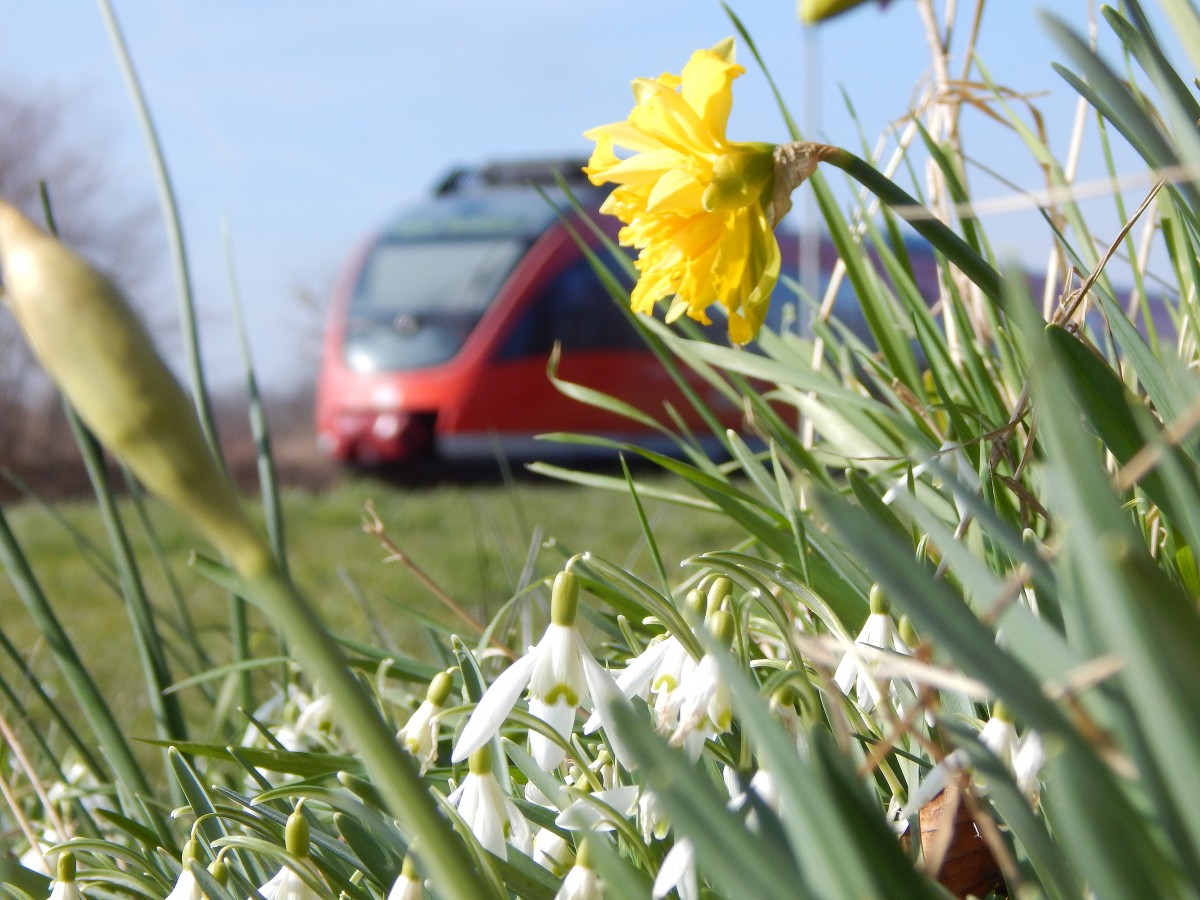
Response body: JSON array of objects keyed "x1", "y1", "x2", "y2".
[{"x1": 584, "y1": 38, "x2": 791, "y2": 344}]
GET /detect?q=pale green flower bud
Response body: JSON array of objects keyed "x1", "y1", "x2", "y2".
[
  {"x1": 706, "y1": 576, "x2": 732, "y2": 616},
  {"x1": 707, "y1": 608, "x2": 735, "y2": 646},
  {"x1": 684, "y1": 588, "x2": 706, "y2": 619},
  {"x1": 285, "y1": 806, "x2": 311, "y2": 858},
  {"x1": 0, "y1": 199, "x2": 271, "y2": 577}
]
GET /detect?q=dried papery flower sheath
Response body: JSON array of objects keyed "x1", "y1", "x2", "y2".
[{"x1": 0, "y1": 198, "x2": 271, "y2": 577}]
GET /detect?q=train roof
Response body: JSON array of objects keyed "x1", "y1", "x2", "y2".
[{"x1": 381, "y1": 158, "x2": 604, "y2": 243}]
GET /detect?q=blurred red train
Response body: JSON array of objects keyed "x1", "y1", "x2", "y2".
[{"x1": 314, "y1": 159, "x2": 899, "y2": 466}]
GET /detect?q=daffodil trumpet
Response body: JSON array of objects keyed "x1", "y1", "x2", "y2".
[{"x1": 0, "y1": 198, "x2": 492, "y2": 900}]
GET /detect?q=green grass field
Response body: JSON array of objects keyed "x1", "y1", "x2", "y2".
[{"x1": 0, "y1": 470, "x2": 742, "y2": 749}]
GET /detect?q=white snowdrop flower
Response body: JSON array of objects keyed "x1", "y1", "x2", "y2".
[
  {"x1": 447, "y1": 746, "x2": 532, "y2": 860},
  {"x1": 725, "y1": 765, "x2": 783, "y2": 832},
  {"x1": 638, "y1": 789, "x2": 671, "y2": 843},
  {"x1": 555, "y1": 839, "x2": 602, "y2": 900},
  {"x1": 979, "y1": 702, "x2": 1045, "y2": 798},
  {"x1": 398, "y1": 670, "x2": 454, "y2": 773},
  {"x1": 164, "y1": 868, "x2": 204, "y2": 900},
  {"x1": 583, "y1": 632, "x2": 695, "y2": 739},
  {"x1": 669, "y1": 611, "x2": 735, "y2": 760},
  {"x1": 452, "y1": 571, "x2": 630, "y2": 771},
  {"x1": 652, "y1": 838, "x2": 698, "y2": 900},
  {"x1": 555, "y1": 785, "x2": 640, "y2": 833},
  {"x1": 978, "y1": 707, "x2": 1019, "y2": 761},
  {"x1": 251, "y1": 866, "x2": 320, "y2": 900},
  {"x1": 833, "y1": 587, "x2": 912, "y2": 714},
  {"x1": 292, "y1": 691, "x2": 337, "y2": 744},
  {"x1": 387, "y1": 855, "x2": 424, "y2": 900},
  {"x1": 242, "y1": 685, "x2": 334, "y2": 785},
  {"x1": 556, "y1": 862, "x2": 602, "y2": 900},
  {"x1": 649, "y1": 639, "x2": 698, "y2": 734},
  {"x1": 534, "y1": 827, "x2": 576, "y2": 877},
  {"x1": 165, "y1": 841, "x2": 227, "y2": 900},
  {"x1": 240, "y1": 683, "x2": 310, "y2": 747},
  {"x1": 46, "y1": 760, "x2": 106, "y2": 816},
  {"x1": 904, "y1": 702, "x2": 1045, "y2": 816},
  {"x1": 1013, "y1": 729, "x2": 1045, "y2": 798}
]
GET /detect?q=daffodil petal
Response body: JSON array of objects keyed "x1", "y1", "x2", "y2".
[
  {"x1": 680, "y1": 47, "x2": 743, "y2": 143},
  {"x1": 646, "y1": 166, "x2": 706, "y2": 214}
]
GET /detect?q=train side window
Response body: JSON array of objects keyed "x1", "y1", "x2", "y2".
[{"x1": 497, "y1": 254, "x2": 640, "y2": 360}]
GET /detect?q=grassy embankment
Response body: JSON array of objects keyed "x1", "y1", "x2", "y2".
[{"x1": 0, "y1": 471, "x2": 741, "y2": 747}]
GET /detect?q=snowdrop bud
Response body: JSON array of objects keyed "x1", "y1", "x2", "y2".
[
  {"x1": 551, "y1": 571, "x2": 580, "y2": 626},
  {"x1": 0, "y1": 199, "x2": 271, "y2": 578},
  {"x1": 683, "y1": 588, "x2": 706, "y2": 619},
  {"x1": 706, "y1": 577, "x2": 733, "y2": 616},
  {"x1": 285, "y1": 806, "x2": 310, "y2": 858}
]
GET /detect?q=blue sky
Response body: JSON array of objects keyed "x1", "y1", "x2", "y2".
[{"x1": 0, "y1": 2, "x2": 1168, "y2": 389}]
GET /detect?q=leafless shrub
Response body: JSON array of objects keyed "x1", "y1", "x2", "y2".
[{"x1": 0, "y1": 83, "x2": 163, "y2": 467}]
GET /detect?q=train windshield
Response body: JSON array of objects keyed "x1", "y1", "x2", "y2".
[{"x1": 344, "y1": 236, "x2": 527, "y2": 372}]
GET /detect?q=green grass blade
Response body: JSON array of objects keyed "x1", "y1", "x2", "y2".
[
  {"x1": 0, "y1": 505, "x2": 156, "y2": 812},
  {"x1": 602, "y1": 697, "x2": 810, "y2": 900},
  {"x1": 65, "y1": 407, "x2": 189, "y2": 750}
]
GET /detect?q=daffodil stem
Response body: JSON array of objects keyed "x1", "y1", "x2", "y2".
[
  {"x1": 206, "y1": 559, "x2": 495, "y2": 900},
  {"x1": 818, "y1": 145, "x2": 1007, "y2": 304}
]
